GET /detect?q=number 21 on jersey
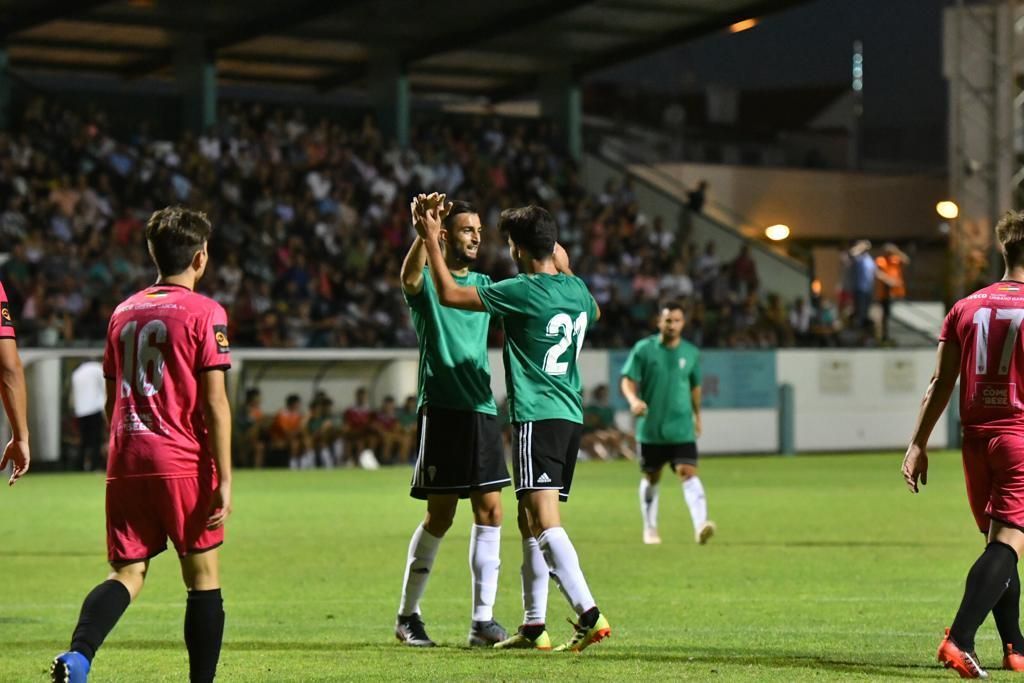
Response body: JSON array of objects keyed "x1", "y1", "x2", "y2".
[
  {"x1": 972, "y1": 307, "x2": 1024, "y2": 375},
  {"x1": 543, "y1": 312, "x2": 588, "y2": 376}
]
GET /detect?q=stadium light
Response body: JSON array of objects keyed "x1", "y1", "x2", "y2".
[
  {"x1": 765, "y1": 224, "x2": 790, "y2": 241},
  {"x1": 728, "y1": 18, "x2": 758, "y2": 33},
  {"x1": 936, "y1": 200, "x2": 959, "y2": 220}
]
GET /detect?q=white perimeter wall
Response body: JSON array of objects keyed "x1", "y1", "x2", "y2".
[
  {"x1": 5, "y1": 348, "x2": 949, "y2": 462},
  {"x1": 776, "y1": 348, "x2": 946, "y2": 453}
]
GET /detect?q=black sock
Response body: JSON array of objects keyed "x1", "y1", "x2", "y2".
[
  {"x1": 993, "y1": 563, "x2": 1024, "y2": 653},
  {"x1": 950, "y1": 542, "x2": 1018, "y2": 651},
  {"x1": 69, "y1": 579, "x2": 132, "y2": 662},
  {"x1": 579, "y1": 606, "x2": 600, "y2": 629},
  {"x1": 184, "y1": 589, "x2": 225, "y2": 683},
  {"x1": 522, "y1": 623, "x2": 546, "y2": 640}
]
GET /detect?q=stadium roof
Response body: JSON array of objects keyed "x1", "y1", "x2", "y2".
[{"x1": 0, "y1": 0, "x2": 809, "y2": 100}]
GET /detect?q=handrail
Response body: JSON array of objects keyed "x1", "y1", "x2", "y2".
[{"x1": 588, "y1": 149, "x2": 809, "y2": 275}]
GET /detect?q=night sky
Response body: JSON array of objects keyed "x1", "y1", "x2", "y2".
[{"x1": 594, "y1": 0, "x2": 947, "y2": 165}]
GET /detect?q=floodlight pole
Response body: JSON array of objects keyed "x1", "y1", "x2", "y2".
[{"x1": 946, "y1": 0, "x2": 1017, "y2": 298}]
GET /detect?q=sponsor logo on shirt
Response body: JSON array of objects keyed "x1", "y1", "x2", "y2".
[
  {"x1": 974, "y1": 382, "x2": 1016, "y2": 409},
  {"x1": 679, "y1": 358, "x2": 687, "y2": 369},
  {"x1": 0, "y1": 302, "x2": 11, "y2": 326},
  {"x1": 213, "y1": 325, "x2": 230, "y2": 354}
]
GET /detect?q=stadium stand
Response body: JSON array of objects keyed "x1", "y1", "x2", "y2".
[{"x1": 0, "y1": 96, "x2": 874, "y2": 350}]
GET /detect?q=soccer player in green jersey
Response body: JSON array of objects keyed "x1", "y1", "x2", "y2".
[
  {"x1": 394, "y1": 193, "x2": 510, "y2": 648},
  {"x1": 620, "y1": 301, "x2": 715, "y2": 546},
  {"x1": 415, "y1": 202, "x2": 611, "y2": 653}
]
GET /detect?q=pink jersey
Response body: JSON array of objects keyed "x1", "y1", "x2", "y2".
[
  {"x1": 103, "y1": 284, "x2": 231, "y2": 480},
  {"x1": 942, "y1": 280, "x2": 1024, "y2": 437},
  {"x1": 0, "y1": 281, "x2": 15, "y2": 339}
]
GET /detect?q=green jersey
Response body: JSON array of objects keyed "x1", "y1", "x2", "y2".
[
  {"x1": 583, "y1": 404, "x2": 615, "y2": 433},
  {"x1": 621, "y1": 334, "x2": 701, "y2": 444},
  {"x1": 478, "y1": 273, "x2": 597, "y2": 424},
  {"x1": 404, "y1": 267, "x2": 497, "y2": 414}
]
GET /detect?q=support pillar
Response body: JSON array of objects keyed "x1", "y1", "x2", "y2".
[
  {"x1": 368, "y1": 50, "x2": 409, "y2": 148},
  {"x1": 540, "y1": 66, "x2": 582, "y2": 161},
  {"x1": 0, "y1": 46, "x2": 11, "y2": 131},
  {"x1": 174, "y1": 35, "x2": 216, "y2": 134}
]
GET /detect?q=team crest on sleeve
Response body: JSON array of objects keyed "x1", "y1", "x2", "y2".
[
  {"x1": 213, "y1": 325, "x2": 230, "y2": 353},
  {"x1": 0, "y1": 302, "x2": 11, "y2": 326}
]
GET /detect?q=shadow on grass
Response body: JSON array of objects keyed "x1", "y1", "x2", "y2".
[
  {"x1": 725, "y1": 540, "x2": 954, "y2": 549},
  {"x1": 11, "y1": 641, "x2": 952, "y2": 678},
  {"x1": 0, "y1": 550, "x2": 96, "y2": 557}
]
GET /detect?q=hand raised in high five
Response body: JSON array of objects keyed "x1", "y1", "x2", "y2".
[{"x1": 411, "y1": 192, "x2": 450, "y2": 232}]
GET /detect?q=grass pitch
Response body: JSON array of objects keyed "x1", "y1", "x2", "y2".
[{"x1": 0, "y1": 451, "x2": 1003, "y2": 680}]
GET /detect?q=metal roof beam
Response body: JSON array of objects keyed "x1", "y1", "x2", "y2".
[
  {"x1": 120, "y1": 0, "x2": 361, "y2": 79},
  {"x1": 316, "y1": 0, "x2": 591, "y2": 91},
  {"x1": 402, "y1": 0, "x2": 594, "y2": 65},
  {"x1": 0, "y1": 0, "x2": 110, "y2": 38},
  {"x1": 8, "y1": 36, "x2": 163, "y2": 55},
  {"x1": 574, "y1": 0, "x2": 810, "y2": 77}
]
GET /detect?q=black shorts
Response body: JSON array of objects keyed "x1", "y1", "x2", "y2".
[
  {"x1": 513, "y1": 419, "x2": 582, "y2": 502},
  {"x1": 638, "y1": 442, "x2": 698, "y2": 473},
  {"x1": 410, "y1": 406, "x2": 510, "y2": 500}
]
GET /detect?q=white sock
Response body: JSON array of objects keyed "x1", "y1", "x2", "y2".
[
  {"x1": 288, "y1": 456, "x2": 299, "y2": 471},
  {"x1": 469, "y1": 524, "x2": 501, "y2": 622},
  {"x1": 398, "y1": 525, "x2": 443, "y2": 616},
  {"x1": 521, "y1": 537, "x2": 549, "y2": 624},
  {"x1": 538, "y1": 527, "x2": 595, "y2": 617},
  {"x1": 318, "y1": 448, "x2": 334, "y2": 468},
  {"x1": 682, "y1": 476, "x2": 708, "y2": 532},
  {"x1": 639, "y1": 479, "x2": 659, "y2": 530},
  {"x1": 300, "y1": 450, "x2": 315, "y2": 469}
]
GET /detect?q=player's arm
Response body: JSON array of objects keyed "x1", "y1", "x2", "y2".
[
  {"x1": 902, "y1": 339, "x2": 960, "y2": 493},
  {"x1": 553, "y1": 242, "x2": 574, "y2": 276},
  {"x1": 0, "y1": 339, "x2": 29, "y2": 485},
  {"x1": 104, "y1": 378, "x2": 115, "y2": 423},
  {"x1": 400, "y1": 236, "x2": 427, "y2": 295},
  {"x1": 401, "y1": 193, "x2": 450, "y2": 295},
  {"x1": 620, "y1": 376, "x2": 647, "y2": 417},
  {"x1": 201, "y1": 369, "x2": 233, "y2": 529},
  {"x1": 415, "y1": 204, "x2": 485, "y2": 312},
  {"x1": 691, "y1": 385, "x2": 702, "y2": 438}
]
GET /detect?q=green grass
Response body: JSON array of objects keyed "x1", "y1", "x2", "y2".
[{"x1": 0, "y1": 451, "x2": 1005, "y2": 680}]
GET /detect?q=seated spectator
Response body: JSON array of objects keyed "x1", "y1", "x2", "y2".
[
  {"x1": 235, "y1": 387, "x2": 269, "y2": 468},
  {"x1": 373, "y1": 395, "x2": 414, "y2": 465},
  {"x1": 342, "y1": 386, "x2": 378, "y2": 468},
  {"x1": 730, "y1": 244, "x2": 759, "y2": 297},
  {"x1": 396, "y1": 395, "x2": 419, "y2": 460},
  {"x1": 581, "y1": 385, "x2": 635, "y2": 461},
  {"x1": 304, "y1": 394, "x2": 339, "y2": 469},
  {"x1": 269, "y1": 393, "x2": 306, "y2": 469},
  {"x1": 789, "y1": 298, "x2": 813, "y2": 346}
]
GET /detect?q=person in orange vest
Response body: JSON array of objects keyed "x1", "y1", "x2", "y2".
[{"x1": 875, "y1": 243, "x2": 910, "y2": 342}]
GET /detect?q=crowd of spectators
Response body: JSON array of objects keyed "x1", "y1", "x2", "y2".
[{"x1": 0, "y1": 96, "x2": 889, "y2": 350}]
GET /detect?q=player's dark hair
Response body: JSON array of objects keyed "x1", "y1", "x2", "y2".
[
  {"x1": 443, "y1": 200, "x2": 477, "y2": 230},
  {"x1": 499, "y1": 205, "x2": 557, "y2": 260},
  {"x1": 145, "y1": 206, "x2": 212, "y2": 276},
  {"x1": 286, "y1": 394, "x2": 301, "y2": 407},
  {"x1": 997, "y1": 211, "x2": 1024, "y2": 267},
  {"x1": 244, "y1": 388, "x2": 260, "y2": 404},
  {"x1": 661, "y1": 299, "x2": 686, "y2": 314}
]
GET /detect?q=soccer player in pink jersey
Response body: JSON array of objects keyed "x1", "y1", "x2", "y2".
[
  {"x1": 0, "y1": 280, "x2": 30, "y2": 485},
  {"x1": 903, "y1": 211, "x2": 1024, "y2": 678},
  {"x1": 52, "y1": 207, "x2": 232, "y2": 683}
]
